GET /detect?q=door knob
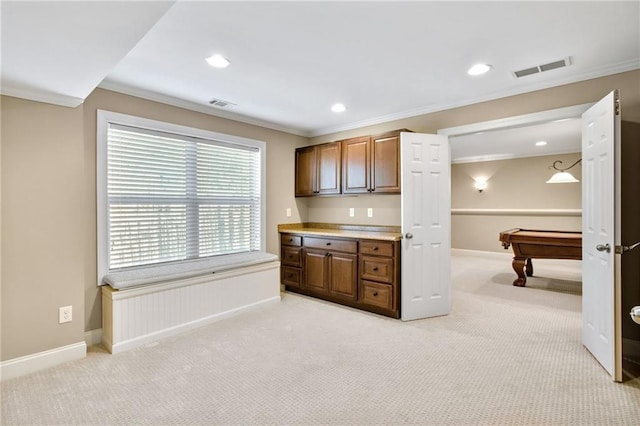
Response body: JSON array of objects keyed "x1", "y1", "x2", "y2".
[
  {"x1": 631, "y1": 306, "x2": 640, "y2": 325},
  {"x1": 596, "y1": 244, "x2": 611, "y2": 253},
  {"x1": 405, "y1": 233, "x2": 413, "y2": 239}
]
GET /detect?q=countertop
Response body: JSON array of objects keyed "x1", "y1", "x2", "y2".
[{"x1": 278, "y1": 223, "x2": 402, "y2": 241}]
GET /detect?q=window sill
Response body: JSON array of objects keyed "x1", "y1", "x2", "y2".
[{"x1": 102, "y1": 251, "x2": 278, "y2": 290}]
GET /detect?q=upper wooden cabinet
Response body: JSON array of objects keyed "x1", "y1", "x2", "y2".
[
  {"x1": 295, "y1": 142, "x2": 341, "y2": 196},
  {"x1": 295, "y1": 129, "x2": 407, "y2": 197},
  {"x1": 342, "y1": 130, "x2": 403, "y2": 194}
]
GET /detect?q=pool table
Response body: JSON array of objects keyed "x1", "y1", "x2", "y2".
[{"x1": 499, "y1": 228, "x2": 582, "y2": 287}]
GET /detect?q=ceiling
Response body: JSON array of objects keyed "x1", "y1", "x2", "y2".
[
  {"x1": 2, "y1": 1, "x2": 639, "y2": 148},
  {"x1": 450, "y1": 117, "x2": 582, "y2": 163}
]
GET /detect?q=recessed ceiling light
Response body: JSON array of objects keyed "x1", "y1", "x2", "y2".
[
  {"x1": 331, "y1": 103, "x2": 347, "y2": 113},
  {"x1": 206, "y1": 54, "x2": 230, "y2": 68},
  {"x1": 535, "y1": 141, "x2": 548, "y2": 146},
  {"x1": 467, "y1": 63, "x2": 492, "y2": 76}
]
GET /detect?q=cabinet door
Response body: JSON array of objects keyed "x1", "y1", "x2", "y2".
[
  {"x1": 317, "y1": 142, "x2": 341, "y2": 195},
  {"x1": 371, "y1": 133, "x2": 400, "y2": 193},
  {"x1": 328, "y1": 252, "x2": 358, "y2": 301},
  {"x1": 342, "y1": 136, "x2": 370, "y2": 194},
  {"x1": 295, "y1": 146, "x2": 317, "y2": 196},
  {"x1": 303, "y1": 249, "x2": 328, "y2": 294}
]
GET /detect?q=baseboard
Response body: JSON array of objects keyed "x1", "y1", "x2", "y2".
[
  {"x1": 84, "y1": 328, "x2": 103, "y2": 347},
  {"x1": 452, "y1": 248, "x2": 512, "y2": 258},
  {"x1": 108, "y1": 295, "x2": 281, "y2": 354},
  {"x1": 0, "y1": 341, "x2": 86, "y2": 381},
  {"x1": 452, "y1": 248, "x2": 583, "y2": 268}
]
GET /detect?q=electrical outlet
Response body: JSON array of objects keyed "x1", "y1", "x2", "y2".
[
  {"x1": 286, "y1": 208, "x2": 292, "y2": 217},
  {"x1": 59, "y1": 306, "x2": 72, "y2": 324},
  {"x1": 367, "y1": 208, "x2": 373, "y2": 218},
  {"x1": 349, "y1": 208, "x2": 355, "y2": 217}
]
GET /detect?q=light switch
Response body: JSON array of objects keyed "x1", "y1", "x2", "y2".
[
  {"x1": 367, "y1": 208, "x2": 373, "y2": 218},
  {"x1": 349, "y1": 208, "x2": 355, "y2": 217},
  {"x1": 286, "y1": 208, "x2": 292, "y2": 217}
]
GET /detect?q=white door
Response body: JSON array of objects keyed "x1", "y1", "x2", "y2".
[
  {"x1": 582, "y1": 90, "x2": 622, "y2": 380},
  {"x1": 400, "y1": 132, "x2": 451, "y2": 321}
]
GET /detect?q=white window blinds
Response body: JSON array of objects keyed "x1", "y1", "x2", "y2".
[{"x1": 106, "y1": 123, "x2": 261, "y2": 271}]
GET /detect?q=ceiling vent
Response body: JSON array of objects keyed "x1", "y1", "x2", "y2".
[
  {"x1": 208, "y1": 98, "x2": 237, "y2": 109},
  {"x1": 513, "y1": 57, "x2": 571, "y2": 78}
]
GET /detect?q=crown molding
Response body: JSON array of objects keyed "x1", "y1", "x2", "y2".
[
  {"x1": 0, "y1": 85, "x2": 84, "y2": 107},
  {"x1": 97, "y1": 80, "x2": 311, "y2": 137}
]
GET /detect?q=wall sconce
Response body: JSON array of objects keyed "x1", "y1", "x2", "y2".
[
  {"x1": 546, "y1": 159, "x2": 581, "y2": 183},
  {"x1": 474, "y1": 179, "x2": 487, "y2": 192}
]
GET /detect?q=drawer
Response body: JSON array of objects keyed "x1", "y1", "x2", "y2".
[
  {"x1": 360, "y1": 256, "x2": 394, "y2": 284},
  {"x1": 359, "y1": 240, "x2": 394, "y2": 257},
  {"x1": 360, "y1": 280, "x2": 393, "y2": 310},
  {"x1": 303, "y1": 236, "x2": 357, "y2": 253},
  {"x1": 281, "y1": 266, "x2": 302, "y2": 288},
  {"x1": 281, "y1": 234, "x2": 302, "y2": 246},
  {"x1": 281, "y1": 246, "x2": 302, "y2": 267}
]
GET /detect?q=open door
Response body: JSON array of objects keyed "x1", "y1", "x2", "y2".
[
  {"x1": 400, "y1": 132, "x2": 451, "y2": 321},
  {"x1": 581, "y1": 90, "x2": 622, "y2": 381}
]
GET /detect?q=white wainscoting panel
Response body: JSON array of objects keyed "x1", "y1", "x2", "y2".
[{"x1": 102, "y1": 261, "x2": 281, "y2": 354}]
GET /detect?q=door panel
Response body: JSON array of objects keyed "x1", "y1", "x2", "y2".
[
  {"x1": 295, "y1": 147, "x2": 317, "y2": 196},
  {"x1": 342, "y1": 136, "x2": 370, "y2": 194},
  {"x1": 317, "y1": 142, "x2": 341, "y2": 195},
  {"x1": 328, "y1": 253, "x2": 357, "y2": 301},
  {"x1": 401, "y1": 132, "x2": 451, "y2": 321},
  {"x1": 372, "y1": 134, "x2": 401, "y2": 193},
  {"x1": 303, "y1": 249, "x2": 328, "y2": 294},
  {"x1": 582, "y1": 90, "x2": 621, "y2": 380}
]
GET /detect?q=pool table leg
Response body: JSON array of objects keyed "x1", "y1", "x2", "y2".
[
  {"x1": 511, "y1": 257, "x2": 527, "y2": 287},
  {"x1": 525, "y1": 258, "x2": 533, "y2": 277}
]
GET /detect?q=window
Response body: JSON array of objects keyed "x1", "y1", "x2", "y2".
[{"x1": 97, "y1": 111, "x2": 265, "y2": 283}]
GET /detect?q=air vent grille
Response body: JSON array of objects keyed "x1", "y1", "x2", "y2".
[
  {"x1": 209, "y1": 98, "x2": 237, "y2": 109},
  {"x1": 513, "y1": 57, "x2": 571, "y2": 78}
]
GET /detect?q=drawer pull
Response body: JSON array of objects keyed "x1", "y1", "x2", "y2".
[
  {"x1": 373, "y1": 246, "x2": 379, "y2": 251},
  {"x1": 326, "y1": 242, "x2": 331, "y2": 246},
  {"x1": 373, "y1": 267, "x2": 379, "y2": 271},
  {"x1": 287, "y1": 254, "x2": 293, "y2": 258},
  {"x1": 288, "y1": 238, "x2": 293, "y2": 242},
  {"x1": 373, "y1": 292, "x2": 379, "y2": 296}
]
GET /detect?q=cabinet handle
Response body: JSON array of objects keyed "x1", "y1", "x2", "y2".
[
  {"x1": 288, "y1": 238, "x2": 293, "y2": 242},
  {"x1": 372, "y1": 246, "x2": 378, "y2": 251},
  {"x1": 326, "y1": 242, "x2": 331, "y2": 246},
  {"x1": 373, "y1": 267, "x2": 378, "y2": 271},
  {"x1": 373, "y1": 292, "x2": 379, "y2": 296}
]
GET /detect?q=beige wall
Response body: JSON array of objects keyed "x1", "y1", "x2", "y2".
[
  {"x1": 82, "y1": 89, "x2": 309, "y2": 332},
  {"x1": 451, "y1": 153, "x2": 582, "y2": 252},
  {"x1": 1, "y1": 97, "x2": 85, "y2": 360}
]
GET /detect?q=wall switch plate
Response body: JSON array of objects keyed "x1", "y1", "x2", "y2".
[
  {"x1": 286, "y1": 208, "x2": 292, "y2": 217},
  {"x1": 349, "y1": 208, "x2": 355, "y2": 217},
  {"x1": 367, "y1": 208, "x2": 373, "y2": 218},
  {"x1": 59, "y1": 306, "x2": 72, "y2": 324}
]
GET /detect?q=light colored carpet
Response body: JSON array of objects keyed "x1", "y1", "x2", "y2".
[{"x1": 2, "y1": 250, "x2": 639, "y2": 425}]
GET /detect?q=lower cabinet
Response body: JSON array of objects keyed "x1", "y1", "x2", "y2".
[{"x1": 280, "y1": 232, "x2": 399, "y2": 318}]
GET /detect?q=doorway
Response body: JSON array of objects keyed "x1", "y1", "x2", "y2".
[{"x1": 439, "y1": 103, "x2": 590, "y2": 286}]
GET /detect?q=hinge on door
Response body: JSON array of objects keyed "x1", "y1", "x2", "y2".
[{"x1": 615, "y1": 98, "x2": 620, "y2": 116}]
